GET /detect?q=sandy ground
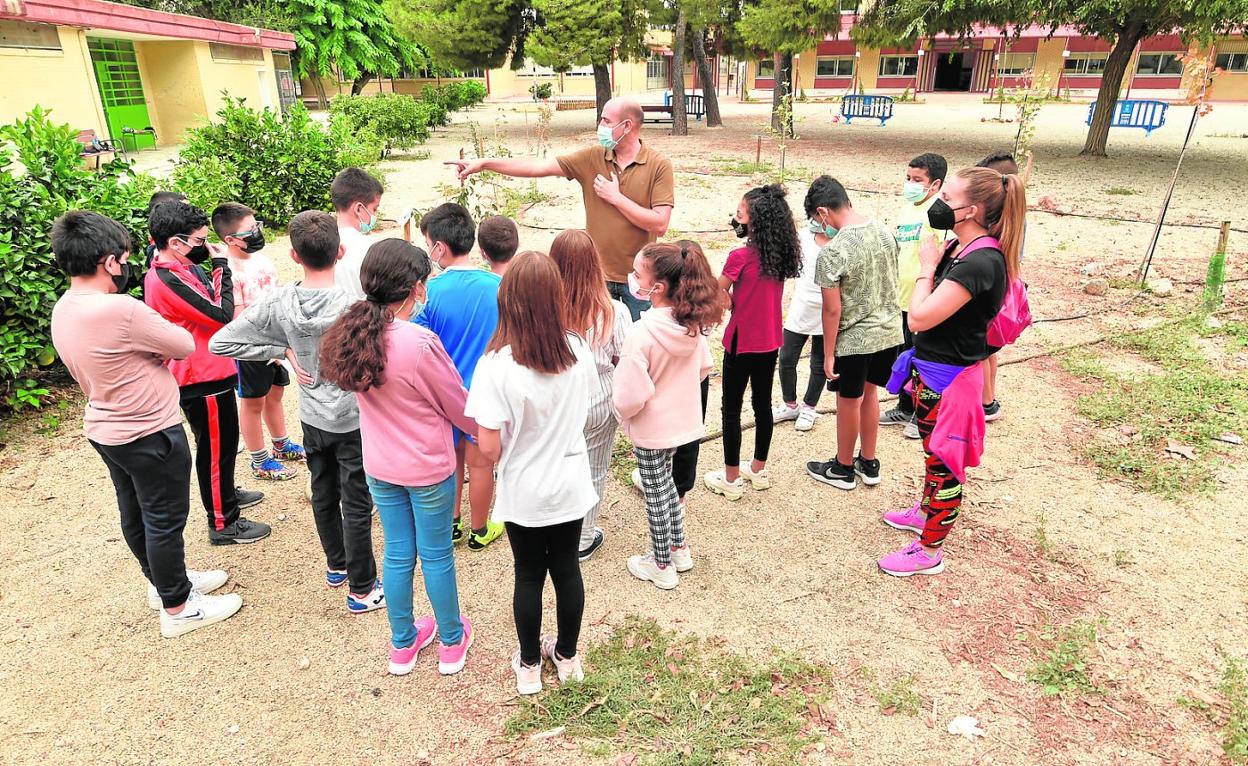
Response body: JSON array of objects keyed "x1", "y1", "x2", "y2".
[{"x1": 2, "y1": 94, "x2": 1247, "y2": 766}]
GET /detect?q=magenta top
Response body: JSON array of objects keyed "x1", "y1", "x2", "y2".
[
  {"x1": 355, "y1": 322, "x2": 479, "y2": 487},
  {"x1": 721, "y1": 245, "x2": 785, "y2": 354}
]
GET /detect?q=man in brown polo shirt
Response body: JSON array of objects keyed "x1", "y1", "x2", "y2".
[{"x1": 446, "y1": 96, "x2": 674, "y2": 320}]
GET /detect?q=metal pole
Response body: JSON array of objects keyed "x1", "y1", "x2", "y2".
[{"x1": 1137, "y1": 104, "x2": 1202, "y2": 284}]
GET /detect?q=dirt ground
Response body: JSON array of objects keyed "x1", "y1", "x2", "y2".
[{"x1": 2, "y1": 94, "x2": 1246, "y2": 766}]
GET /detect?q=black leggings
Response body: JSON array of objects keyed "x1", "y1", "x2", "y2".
[
  {"x1": 506, "y1": 518, "x2": 585, "y2": 666},
  {"x1": 778, "y1": 329, "x2": 826, "y2": 408},
  {"x1": 722, "y1": 349, "x2": 779, "y2": 467},
  {"x1": 673, "y1": 376, "x2": 710, "y2": 498}
]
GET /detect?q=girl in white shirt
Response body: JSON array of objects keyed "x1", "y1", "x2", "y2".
[
  {"x1": 773, "y1": 222, "x2": 831, "y2": 431},
  {"x1": 465, "y1": 251, "x2": 597, "y2": 696}
]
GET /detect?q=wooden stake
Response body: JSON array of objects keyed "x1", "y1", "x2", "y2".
[
  {"x1": 755, "y1": 135, "x2": 761, "y2": 165},
  {"x1": 1216, "y1": 220, "x2": 1231, "y2": 255}
]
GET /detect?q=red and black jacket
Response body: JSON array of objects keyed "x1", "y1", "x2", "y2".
[{"x1": 144, "y1": 256, "x2": 237, "y2": 398}]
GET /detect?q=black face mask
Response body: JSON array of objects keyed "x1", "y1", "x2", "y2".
[
  {"x1": 237, "y1": 232, "x2": 266, "y2": 254},
  {"x1": 730, "y1": 218, "x2": 748, "y2": 238},
  {"x1": 111, "y1": 262, "x2": 133, "y2": 293},
  {"x1": 185, "y1": 242, "x2": 211, "y2": 263},
  {"x1": 927, "y1": 198, "x2": 969, "y2": 231}
]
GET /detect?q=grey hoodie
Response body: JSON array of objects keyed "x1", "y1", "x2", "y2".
[{"x1": 209, "y1": 284, "x2": 358, "y2": 433}]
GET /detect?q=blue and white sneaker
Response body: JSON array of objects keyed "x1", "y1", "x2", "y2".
[
  {"x1": 326, "y1": 569, "x2": 349, "y2": 588},
  {"x1": 346, "y1": 579, "x2": 386, "y2": 614}
]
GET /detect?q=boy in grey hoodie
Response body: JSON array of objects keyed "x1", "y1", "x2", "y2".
[{"x1": 210, "y1": 211, "x2": 384, "y2": 614}]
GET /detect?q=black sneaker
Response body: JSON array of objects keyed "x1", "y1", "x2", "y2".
[
  {"x1": 853, "y1": 455, "x2": 881, "y2": 486},
  {"x1": 451, "y1": 517, "x2": 465, "y2": 545},
  {"x1": 209, "y1": 517, "x2": 272, "y2": 545},
  {"x1": 983, "y1": 400, "x2": 1002, "y2": 423},
  {"x1": 236, "y1": 487, "x2": 264, "y2": 509},
  {"x1": 578, "y1": 528, "x2": 605, "y2": 563},
  {"x1": 879, "y1": 407, "x2": 913, "y2": 426},
  {"x1": 806, "y1": 459, "x2": 856, "y2": 490}
]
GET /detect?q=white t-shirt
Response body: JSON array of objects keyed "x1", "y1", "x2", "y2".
[
  {"x1": 784, "y1": 228, "x2": 825, "y2": 336},
  {"x1": 334, "y1": 226, "x2": 373, "y2": 302},
  {"x1": 464, "y1": 335, "x2": 598, "y2": 527}
]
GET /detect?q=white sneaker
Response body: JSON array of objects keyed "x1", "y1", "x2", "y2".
[
  {"x1": 772, "y1": 403, "x2": 800, "y2": 423},
  {"x1": 739, "y1": 464, "x2": 771, "y2": 490},
  {"x1": 903, "y1": 420, "x2": 921, "y2": 440},
  {"x1": 540, "y1": 636, "x2": 585, "y2": 684},
  {"x1": 512, "y1": 650, "x2": 543, "y2": 695},
  {"x1": 147, "y1": 569, "x2": 228, "y2": 610},
  {"x1": 630, "y1": 467, "x2": 643, "y2": 494},
  {"x1": 670, "y1": 544, "x2": 694, "y2": 573},
  {"x1": 160, "y1": 590, "x2": 243, "y2": 638},
  {"x1": 703, "y1": 470, "x2": 744, "y2": 500},
  {"x1": 795, "y1": 407, "x2": 819, "y2": 432},
  {"x1": 627, "y1": 553, "x2": 679, "y2": 590}
]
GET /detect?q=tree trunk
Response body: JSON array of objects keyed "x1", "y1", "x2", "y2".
[
  {"x1": 671, "y1": 6, "x2": 689, "y2": 136},
  {"x1": 351, "y1": 74, "x2": 373, "y2": 96},
  {"x1": 313, "y1": 75, "x2": 328, "y2": 109},
  {"x1": 690, "y1": 25, "x2": 722, "y2": 127},
  {"x1": 1081, "y1": 21, "x2": 1146, "y2": 157},
  {"x1": 771, "y1": 52, "x2": 793, "y2": 137},
  {"x1": 593, "y1": 61, "x2": 612, "y2": 122}
]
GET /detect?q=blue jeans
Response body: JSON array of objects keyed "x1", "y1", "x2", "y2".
[
  {"x1": 607, "y1": 280, "x2": 650, "y2": 322},
  {"x1": 367, "y1": 474, "x2": 463, "y2": 648}
]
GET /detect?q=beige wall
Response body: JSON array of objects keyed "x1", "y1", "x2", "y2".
[{"x1": 0, "y1": 27, "x2": 107, "y2": 135}]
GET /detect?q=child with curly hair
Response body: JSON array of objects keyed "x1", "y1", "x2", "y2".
[{"x1": 704, "y1": 185, "x2": 802, "y2": 501}]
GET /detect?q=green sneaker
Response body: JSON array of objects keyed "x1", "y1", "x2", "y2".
[
  {"x1": 451, "y1": 517, "x2": 465, "y2": 545},
  {"x1": 467, "y1": 519, "x2": 505, "y2": 551}
]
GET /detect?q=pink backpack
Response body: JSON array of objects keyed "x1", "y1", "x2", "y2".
[{"x1": 946, "y1": 236, "x2": 1032, "y2": 348}]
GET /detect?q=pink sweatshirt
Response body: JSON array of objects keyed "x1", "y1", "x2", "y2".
[
  {"x1": 613, "y1": 306, "x2": 713, "y2": 449},
  {"x1": 356, "y1": 322, "x2": 479, "y2": 486}
]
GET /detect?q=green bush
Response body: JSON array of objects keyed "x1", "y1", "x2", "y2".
[
  {"x1": 417, "y1": 88, "x2": 451, "y2": 126},
  {"x1": 529, "y1": 82, "x2": 554, "y2": 101},
  {"x1": 174, "y1": 95, "x2": 381, "y2": 224},
  {"x1": 329, "y1": 93, "x2": 431, "y2": 157},
  {"x1": 459, "y1": 80, "x2": 487, "y2": 106},
  {"x1": 0, "y1": 107, "x2": 158, "y2": 400}
]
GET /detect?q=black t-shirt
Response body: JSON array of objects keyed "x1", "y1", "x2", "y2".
[{"x1": 914, "y1": 240, "x2": 1007, "y2": 366}]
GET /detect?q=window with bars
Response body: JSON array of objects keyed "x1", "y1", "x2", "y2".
[
  {"x1": 1064, "y1": 54, "x2": 1108, "y2": 75},
  {"x1": 209, "y1": 43, "x2": 264, "y2": 62},
  {"x1": 757, "y1": 59, "x2": 775, "y2": 78},
  {"x1": 88, "y1": 39, "x2": 146, "y2": 106},
  {"x1": 815, "y1": 56, "x2": 854, "y2": 77},
  {"x1": 1135, "y1": 53, "x2": 1183, "y2": 76},
  {"x1": 878, "y1": 55, "x2": 918, "y2": 77},
  {"x1": 646, "y1": 56, "x2": 669, "y2": 80},
  {"x1": 0, "y1": 20, "x2": 61, "y2": 50},
  {"x1": 995, "y1": 52, "x2": 1035, "y2": 76}
]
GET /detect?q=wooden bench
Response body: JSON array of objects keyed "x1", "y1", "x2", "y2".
[
  {"x1": 643, "y1": 94, "x2": 707, "y2": 124},
  {"x1": 1086, "y1": 99, "x2": 1168, "y2": 137},
  {"x1": 76, "y1": 129, "x2": 122, "y2": 170},
  {"x1": 840, "y1": 95, "x2": 894, "y2": 126}
]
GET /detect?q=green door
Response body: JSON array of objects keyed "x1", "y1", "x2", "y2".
[{"x1": 87, "y1": 38, "x2": 156, "y2": 152}]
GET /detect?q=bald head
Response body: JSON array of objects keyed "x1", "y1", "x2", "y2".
[{"x1": 602, "y1": 97, "x2": 643, "y2": 137}]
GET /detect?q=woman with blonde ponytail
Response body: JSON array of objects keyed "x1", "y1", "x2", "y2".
[{"x1": 876, "y1": 166, "x2": 1023, "y2": 577}]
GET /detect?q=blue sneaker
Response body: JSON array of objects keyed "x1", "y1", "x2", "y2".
[
  {"x1": 252, "y1": 455, "x2": 297, "y2": 481},
  {"x1": 272, "y1": 440, "x2": 306, "y2": 462},
  {"x1": 326, "y1": 569, "x2": 348, "y2": 588},
  {"x1": 347, "y1": 579, "x2": 386, "y2": 614}
]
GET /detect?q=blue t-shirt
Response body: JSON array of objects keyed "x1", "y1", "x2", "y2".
[{"x1": 414, "y1": 267, "x2": 501, "y2": 389}]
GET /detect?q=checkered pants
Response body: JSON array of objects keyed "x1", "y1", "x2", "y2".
[{"x1": 634, "y1": 446, "x2": 685, "y2": 567}]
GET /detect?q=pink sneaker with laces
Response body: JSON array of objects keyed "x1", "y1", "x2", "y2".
[
  {"x1": 882, "y1": 502, "x2": 926, "y2": 534},
  {"x1": 388, "y1": 616, "x2": 436, "y2": 675},
  {"x1": 438, "y1": 615, "x2": 473, "y2": 675},
  {"x1": 878, "y1": 541, "x2": 945, "y2": 577}
]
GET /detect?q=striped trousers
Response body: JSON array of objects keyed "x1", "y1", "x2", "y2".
[{"x1": 582, "y1": 396, "x2": 618, "y2": 549}]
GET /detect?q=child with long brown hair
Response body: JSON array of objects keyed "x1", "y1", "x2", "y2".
[
  {"x1": 320, "y1": 239, "x2": 476, "y2": 677},
  {"x1": 549, "y1": 230, "x2": 632, "y2": 561},
  {"x1": 465, "y1": 251, "x2": 597, "y2": 695},
  {"x1": 613, "y1": 241, "x2": 725, "y2": 590}
]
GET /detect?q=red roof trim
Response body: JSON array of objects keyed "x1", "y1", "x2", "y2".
[{"x1": 1, "y1": 0, "x2": 296, "y2": 50}]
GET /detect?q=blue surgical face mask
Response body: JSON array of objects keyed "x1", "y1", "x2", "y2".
[
  {"x1": 597, "y1": 122, "x2": 622, "y2": 150},
  {"x1": 902, "y1": 181, "x2": 929, "y2": 203},
  {"x1": 358, "y1": 204, "x2": 378, "y2": 235},
  {"x1": 807, "y1": 218, "x2": 824, "y2": 235}
]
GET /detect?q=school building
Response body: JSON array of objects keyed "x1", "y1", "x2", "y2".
[
  {"x1": 744, "y1": 16, "x2": 1248, "y2": 102},
  {"x1": 0, "y1": 0, "x2": 296, "y2": 150}
]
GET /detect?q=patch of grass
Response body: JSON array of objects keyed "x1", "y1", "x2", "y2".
[
  {"x1": 505, "y1": 616, "x2": 827, "y2": 765},
  {"x1": 1064, "y1": 318, "x2": 1248, "y2": 498},
  {"x1": 1107, "y1": 276, "x2": 1141, "y2": 291},
  {"x1": 1033, "y1": 512, "x2": 1054, "y2": 558},
  {"x1": 497, "y1": 181, "x2": 552, "y2": 218},
  {"x1": 1179, "y1": 656, "x2": 1248, "y2": 763},
  {"x1": 859, "y1": 669, "x2": 922, "y2": 716},
  {"x1": 708, "y1": 156, "x2": 774, "y2": 176},
  {"x1": 610, "y1": 431, "x2": 635, "y2": 486},
  {"x1": 1106, "y1": 186, "x2": 1137, "y2": 195},
  {"x1": 1111, "y1": 549, "x2": 1134, "y2": 568},
  {"x1": 1028, "y1": 620, "x2": 1103, "y2": 697}
]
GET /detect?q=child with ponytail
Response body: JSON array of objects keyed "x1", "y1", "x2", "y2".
[
  {"x1": 465, "y1": 251, "x2": 598, "y2": 695},
  {"x1": 320, "y1": 240, "x2": 476, "y2": 676},
  {"x1": 878, "y1": 167, "x2": 1025, "y2": 577},
  {"x1": 614, "y1": 241, "x2": 725, "y2": 590},
  {"x1": 550, "y1": 230, "x2": 632, "y2": 561}
]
